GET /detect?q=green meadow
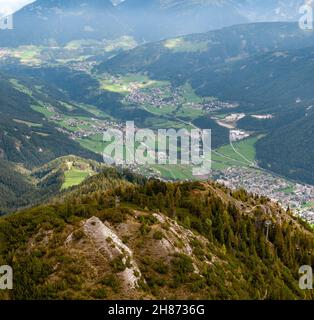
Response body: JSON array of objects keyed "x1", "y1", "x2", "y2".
[
  {"x1": 62, "y1": 169, "x2": 91, "y2": 190},
  {"x1": 211, "y1": 137, "x2": 258, "y2": 170},
  {"x1": 164, "y1": 38, "x2": 209, "y2": 53}
]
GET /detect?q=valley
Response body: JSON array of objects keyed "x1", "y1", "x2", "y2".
[
  {"x1": 2, "y1": 40, "x2": 314, "y2": 225},
  {"x1": 0, "y1": 0, "x2": 314, "y2": 302}
]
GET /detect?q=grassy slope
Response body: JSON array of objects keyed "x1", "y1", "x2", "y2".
[{"x1": 61, "y1": 169, "x2": 91, "y2": 190}]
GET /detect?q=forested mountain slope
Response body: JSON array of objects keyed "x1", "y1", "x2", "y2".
[
  {"x1": 0, "y1": 74, "x2": 99, "y2": 167},
  {"x1": 0, "y1": 72, "x2": 102, "y2": 212},
  {"x1": 0, "y1": 168, "x2": 313, "y2": 300},
  {"x1": 0, "y1": 155, "x2": 104, "y2": 214},
  {"x1": 99, "y1": 23, "x2": 314, "y2": 81}
]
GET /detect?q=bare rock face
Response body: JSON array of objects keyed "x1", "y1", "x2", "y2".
[
  {"x1": 83, "y1": 216, "x2": 142, "y2": 290},
  {"x1": 61, "y1": 211, "x2": 216, "y2": 299}
]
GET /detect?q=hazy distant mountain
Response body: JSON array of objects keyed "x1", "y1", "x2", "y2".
[
  {"x1": 235, "y1": 0, "x2": 304, "y2": 21},
  {"x1": 0, "y1": 0, "x2": 127, "y2": 46},
  {"x1": 120, "y1": 0, "x2": 304, "y2": 20},
  {"x1": 118, "y1": 0, "x2": 247, "y2": 40},
  {"x1": 0, "y1": 0, "x2": 306, "y2": 46},
  {"x1": 99, "y1": 22, "x2": 314, "y2": 82},
  {"x1": 118, "y1": 0, "x2": 305, "y2": 39}
]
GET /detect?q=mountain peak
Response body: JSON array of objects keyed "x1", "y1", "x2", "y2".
[{"x1": 27, "y1": 0, "x2": 115, "y2": 9}]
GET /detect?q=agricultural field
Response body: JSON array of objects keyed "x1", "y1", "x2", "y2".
[
  {"x1": 0, "y1": 46, "x2": 43, "y2": 65},
  {"x1": 149, "y1": 164, "x2": 196, "y2": 180},
  {"x1": 175, "y1": 105, "x2": 205, "y2": 119},
  {"x1": 141, "y1": 137, "x2": 258, "y2": 181},
  {"x1": 301, "y1": 201, "x2": 314, "y2": 209},
  {"x1": 76, "y1": 123, "x2": 259, "y2": 181},
  {"x1": 211, "y1": 136, "x2": 258, "y2": 170},
  {"x1": 143, "y1": 104, "x2": 177, "y2": 116},
  {"x1": 78, "y1": 134, "x2": 106, "y2": 155},
  {"x1": 66, "y1": 36, "x2": 137, "y2": 52},
  {"x1": 164, "y1": 38, "x2": 209, "y2": 53},
  {"x1": 31, "y1": 104, "x2": 55, "y2": 118},
  {"x1": 100, "y1": 74, "x2": 168, "y2": 95},
  {"x1": 0, "y1": 37, "x2": 137, "y2": 68},
  {"x1": 13, "y1": 119, "x2": 42, "y2": 128},
  {"x1": 59, "y1": 101, "x2": 76, "y2": 111},
  {"x1": 10, "y1": 79, "x2": 33, "y2": 96},
  {"x1": 143, "y1": 117, "x2": 191, "y2": 130},
  {"x1": 8, "y1": 46, "x2": 43, "y2": 65},
  {"x1": 77, "y1": 103, "x2": 112, "y2": 119},
  {"x1": 179, "y1": 83, "x2": 205, "y2": 104},
  {"x1": 279, "y1": 186, "x2": 295, "y2": 195}
]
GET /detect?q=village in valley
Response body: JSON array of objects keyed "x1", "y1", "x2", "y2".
[
  {"x1": 17, "y1": 67, "x2": 314, "y2": 227},
  {"x1": 101, "y1": 73, "x2": 239, "y2": 115},
  {"x1": 70, "y1": 76, "x2": 314, "y2": 226},
  {"x1": 215, "y1": 167, "x2": 314, "y2": 225}
]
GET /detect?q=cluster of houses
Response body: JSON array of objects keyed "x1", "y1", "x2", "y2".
[{"x1": 216, "y1": 167, "x2": 314, "y2": 224}]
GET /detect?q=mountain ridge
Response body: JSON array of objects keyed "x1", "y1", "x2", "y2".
[
  {"x1": 0, "y1": 0, "x2": 306, "y2": 46},
  {"x1": 0, "y1": 167, "x2": 313, "y2": 300}
]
